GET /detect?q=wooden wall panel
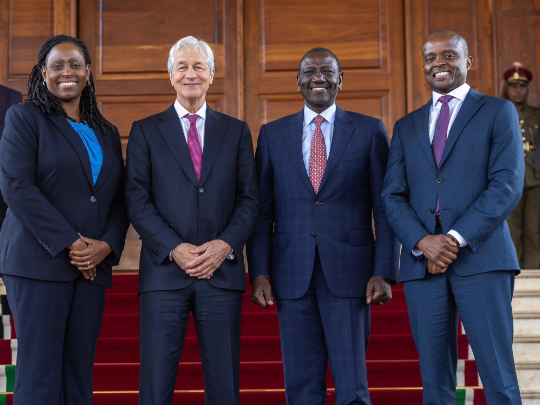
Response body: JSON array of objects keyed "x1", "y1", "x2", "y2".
[
  {"x1": 494, "y1": 0, "x2": 540, "y2": 107},
  {"x1": 244, "y1": 0, "x2": 406, "y2": 145},
  {"x1": 261, "y1": 1, "x2": 382, "y2": 72},
  {"x1": 405, "y1": 0, "x2": 495, "y2": 111},
  {"x1": 0, "y1": 0, "x2": 76, "y2": 92}
]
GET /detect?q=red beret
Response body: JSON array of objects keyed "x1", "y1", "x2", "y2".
[{"x1": 504, "y1": 66, "x2": 533, "y2": 84}]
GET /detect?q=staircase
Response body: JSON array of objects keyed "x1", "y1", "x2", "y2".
[
  {"x1": 513, "y1": 270, "x2": 540, "y2": 404},
  {"x1": 0, "y1": 271, "x2": 492, "y2": 404}
]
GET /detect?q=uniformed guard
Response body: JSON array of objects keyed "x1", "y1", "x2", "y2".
[{"x1": 504, "y1": 63, "x2": 540, "y2": 269}]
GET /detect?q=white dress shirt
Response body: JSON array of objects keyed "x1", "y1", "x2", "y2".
[
  {"x1": 302, "y1": 104, "x2": 336, "y2": 175},
  {"x1": 413, "y1": 83, "x2": 471, "y2": 256},
  {"x1": 174, "y1": 100, "x2": 207, "y2": 150}
]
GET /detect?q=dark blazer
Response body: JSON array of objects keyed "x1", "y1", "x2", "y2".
[
  {"x1": 0, "y1": 85, "x2": 23, "y2": 222},
  {"x1": 382, "y1": 89, "x2": 524, "y2": 282},
  {"x1": 0, "y1": 85, "x2": 22, "y2": 137},
  {"x1": 125, "y1": 104, "x2": 258, "y2": 294},
  {"x1": 0, "y1": 102, "x2": 128, "y2": 288},
  {"x1": 246, "y1": 106, "x2": 400, "y2": 300}
]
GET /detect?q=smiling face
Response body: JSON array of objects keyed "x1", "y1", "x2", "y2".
[
  {"x1": 507, "y1": 82, "x2": 529, "y2": 106},
  {"x1": 169, "y1": 47, "x2": 214, "y2": 112},
  {"x1": 297, "y1": 51, "x2": 343, "y2": 113},
  {"x1": 422, "y1": 34, "x2": 472, "y2": 94},
  {"x1": 41, "y1": 42, "x2": 90, "y2": 106}
]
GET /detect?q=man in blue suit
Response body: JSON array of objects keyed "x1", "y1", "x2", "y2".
[
  {"x1": 247, "y1": 48, "x2": 399, "y2": 405},
  {"x1": 382, "y1": 30, "x2": 523, "y2": 404},
  {"x1": 125, "y1": 36, "x2": 258, "y2": 404}
]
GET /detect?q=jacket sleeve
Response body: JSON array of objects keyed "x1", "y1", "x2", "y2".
[
  {"x1": 381, "y1": 121, "x2": 430, "y2": 255},
  {"x1": 125, "y1": 121, "x2": 185, "y2": 264},
  {"x1": 99, "y1": 126, "x2": 129, "y2": 265},
  {"x1": 246, "y1": 124, "x2": 273, "y2": 281},
  {"x1": 0, "y1": 105, "x2": 80, "y2": 257},
  {"x1": 217, "y1": 121, "x2": 259, "y2": 254},
  {"x1": 450, "y1": 101, "x2": 524, "y2": 251},
  {"x1": 370, "y1": 120, "x2": 400, "y2": 283}
]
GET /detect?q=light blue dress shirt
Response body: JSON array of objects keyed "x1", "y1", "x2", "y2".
[
  {"x1": 302, "y1": 104, "x2": 337, "y2": 175},
  {"x1": 68, "y1": 119, "x2": 103, "y2": 184}
]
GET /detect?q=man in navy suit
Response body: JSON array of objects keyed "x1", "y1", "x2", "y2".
[
  {"x1": 382, "y1": 30, "x2": 523, "y2": 404},
  {"x1": 0, "y1": 85, "x2": 22, "y2": 224},
  {"x1": 247, "y1": 48, "x2": 399, "y2": 405},
  {"x1": 125, "y1": 36, "x2": 258, "y2": 404}
]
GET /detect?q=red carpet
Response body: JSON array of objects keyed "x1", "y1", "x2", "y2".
[{"x1": 0, "y1": 274, "x2": 485, "y2": 404}]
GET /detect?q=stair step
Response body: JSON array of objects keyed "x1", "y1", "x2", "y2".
[
  {"x1": 513, "y1": 337, "x2": 540, "y2": 362},
  {"x1": 0, "y1": 387, "x2": 488, "y2": 405},
  {"x1": 513, "y1": 291, "x2": 540, "y2": 312},
  {"x1": 515, "y1": 271, "x2": 540, "y2": 291},
  {"x1": 513, "y1": 313, "x2": 540, "y2": 337},
  {"x1": 516, "y1": 361, "x2": 540, "y2": 391}
]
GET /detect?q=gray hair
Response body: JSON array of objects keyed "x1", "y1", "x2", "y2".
[{"x1": 167, "y1": 36, "x2": 215, "y2": 73}]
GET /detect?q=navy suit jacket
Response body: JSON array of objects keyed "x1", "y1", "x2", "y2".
[
  {"x1": 382, "y1": 89, "x2": 524, "y2": 282},
  {"x1": 0, "y1": 102, "x2": 128, "y2": 288},
  {"x1": 246, "y1": 106, "x2": 399, "y2": 300},
  {"x1": 0, "y1": 85, "x2": 23, "y2": 222},
  {"x1": 125, "y1": 104, "x2": 258, "y2": 294}
]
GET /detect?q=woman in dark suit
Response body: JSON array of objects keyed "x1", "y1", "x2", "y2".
[{"x1": 0, "y1": 35, "x2": 128, "y2": 404}]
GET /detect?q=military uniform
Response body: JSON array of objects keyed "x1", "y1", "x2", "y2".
[{"x1": 506, "y1": 66, "x2": 540, "y2": 268}]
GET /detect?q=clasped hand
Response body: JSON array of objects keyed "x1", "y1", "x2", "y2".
[
  {"x1": 171, "y1": 240, "x2": 232, "y2": 279},
  {"x1": 416, "y1": 234, "x2": 460, "y2": 274},
  {"x1": 68, "y1": 236, "x2": 112, "y2": 281}
]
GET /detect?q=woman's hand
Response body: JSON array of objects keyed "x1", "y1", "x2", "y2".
[
  {"x1": 69, "y1": 236, "x2": 112, "y2": 281},
  {"x1": 67, "y1": 237, "x2": 95, "y2": 280}
]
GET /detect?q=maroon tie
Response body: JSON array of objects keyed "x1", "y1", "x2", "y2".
[
  {"x1": 309, "y1": 115, "x2": 327, "y2": 194},
  {"x1": 433, "y1": 95, "x2": 454, "y2": 212},
  {"x1": 185, "y1": 114, "x2": 203, "y2": 183}
]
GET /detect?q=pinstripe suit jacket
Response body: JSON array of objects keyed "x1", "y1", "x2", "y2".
[
  {"x1": 247, "y1": 106, "x2": 399, "y2": 299},
  {"x1": 382, "y1": 89, "x2": 524, "y2": 282}
]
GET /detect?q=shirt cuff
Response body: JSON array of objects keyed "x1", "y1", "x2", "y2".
[
  {"x1": 447, "y1": 230, "x2": 468, "y2": 247},
  {"x1": 412, "y1": 247, "x2": 423, "y2": 257},
  {"x1": 227, "y1": 249, "x2": 235, "y2": 260}
]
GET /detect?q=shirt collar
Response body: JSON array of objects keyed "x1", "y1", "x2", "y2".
[
  {"x1": 432, "y1": 83, "x2": 470, "y2": 107},
  {"x1": 303, "y1": 103, "x2": 337, "y2": 126},
  {"x1": 174, "y1": 100, "x2": 207, "y2": 120}
]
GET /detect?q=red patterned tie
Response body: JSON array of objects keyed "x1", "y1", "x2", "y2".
[
  {"x1": 309, "y1": 115, "x2": 327, "y2": 194},
  {"x1": 185, "y1": 114, "x2": 203, "y2": 183}
]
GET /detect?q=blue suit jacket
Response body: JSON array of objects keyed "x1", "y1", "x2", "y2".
[
  {"x1": 125, "y1": 104, "x2": 258, "y2": 294},
  {"x1": 0, "y1": 102, "x2": 128, "y2": 288},
  {"x1": 382, "y1": 89, "x2": 524, "y2": 282},
  {"x1": 246, "y1": 106, "x2": 399, "y2": 299}
]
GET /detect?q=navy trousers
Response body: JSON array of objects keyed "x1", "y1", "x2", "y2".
[
  {"x1": 404, "y1": 266, "x2": 521, "y2": 405},
  {"x1": 3, "y1": 273, "x2": 106, "y2": 405},
  {"x1": 138, "y1": 279, "x2": 243, "y2": 405},
  {"x1": 276, "y1": 250, "x2": 372, "y2": 405}
]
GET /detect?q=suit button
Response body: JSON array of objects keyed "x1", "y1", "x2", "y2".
[
  {"x1": 429, "y1": 208, "x2": 434, "y2": 214},
  {"x1": 310, "y1": 233, "x2": 316, "y2": 239},
  {"x1": 315, "y1": 201, "x2": 321, "y2": 207},
  {"x1": 436, "y1": 178, "x2": 442, "y2": 184},
  {"x1": 90, "y1": 196, "x2": 97, "y2": 203},
  {"x1": 199, "y1": 188, "x2": 205, "y2": 193}
]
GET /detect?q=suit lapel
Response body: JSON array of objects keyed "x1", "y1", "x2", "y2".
[
  {"x1": 414, "y1": 101, "x2": 436, "y2": 169},
  {"x1": 438, "y1": 89, "x2": 485, "y2": 168},
  {"x1": 284, "y1": 110, "x2": 315, "y2": 196},
  {"x1": 94, "y1": 125, "x2": 113, "y2": 191},
  {"x1": 158, "y1": 104, "x2": 199, "y2": 188},
  {"x1": 318, "y1": 106, "x2": 353, "y2": 193},
  {"x1": 200, "y1": 106, "x2": 226, "y2": 186},
  {"x1": 48, "y1": 114, "x2": 95, "y2": 192}
]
